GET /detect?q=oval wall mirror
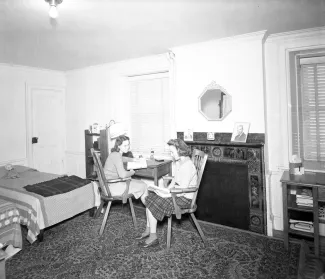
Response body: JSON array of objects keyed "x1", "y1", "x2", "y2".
[{"x1": 198, "y1": 81, "x2": 232, "y2": 121}]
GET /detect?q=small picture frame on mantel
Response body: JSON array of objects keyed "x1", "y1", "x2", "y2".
[
  {"x1": 184, "y1": 129, "x2": 194, "y2": 141},
  {"x1": 231, "y1": 122, "x2": 250, "y2": 143}
]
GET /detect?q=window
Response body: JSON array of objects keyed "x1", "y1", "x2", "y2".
[
  {"x1": 128, "y1": 73, "x2": 172, "y2": 155},
  {"x1": 291, "y1": 54, "x2": 325, "y2": 170}
]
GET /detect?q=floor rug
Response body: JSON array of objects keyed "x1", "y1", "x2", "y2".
[{"x1": 6, "y1": 205, "x2": 301, "y2": 279}]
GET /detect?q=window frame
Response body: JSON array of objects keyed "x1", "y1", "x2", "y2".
[
  {"x1": 126, "y1": 71, "x2": 176, "y2": 157},
  {"x1": 289, "y1": 50, "x2": 325, "y2": 171}
]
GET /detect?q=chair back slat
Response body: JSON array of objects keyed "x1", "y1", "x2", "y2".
[
  {"x1": 190, "y1": 149, "x2": 208, "y2": 209},
  {"x1": 91, "y1": 148, "x2": 112, "y2": 198}
]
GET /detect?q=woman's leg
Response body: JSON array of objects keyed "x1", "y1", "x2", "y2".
[
  {"x1": 136, "y1": 208, "x2": 150, "y2": 239},
  {"x1": 145, "y1": 209, "x2": 158, "y2": 244},
  {"x1": 140, "y1": 187, "x2": 148, "y2": 205}
]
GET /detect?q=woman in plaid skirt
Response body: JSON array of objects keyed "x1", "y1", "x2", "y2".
[{"x1": 137, "y1": 139, "x2": 197, "y2": 248}]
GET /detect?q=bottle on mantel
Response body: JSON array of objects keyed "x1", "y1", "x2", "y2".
[{"x1": 150, "y1": 149, "x2": 155, "y2": 160}]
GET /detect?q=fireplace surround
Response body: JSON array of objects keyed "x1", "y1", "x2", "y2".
[{"x1": 177, "y1": 132, "x2": 266, "y2": 235}]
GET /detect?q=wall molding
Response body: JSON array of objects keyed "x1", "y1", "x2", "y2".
[
  {"x1": 0, "y1": 63, "x2": 64, "y2": 75},
  {"x1": 0, "y1": 158, "x2": 28, "y2": 167},
  {"x1": 172, "y1": 30, "x2": 268, "y2": 53},
  {"x1": 267, "y1": 26, "x2": 325, "y2": 42}
]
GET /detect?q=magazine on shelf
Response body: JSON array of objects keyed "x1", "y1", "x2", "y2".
[
  {"x1": 148, "y1": 185, "x2": 171, "y2": 198},
  {"x1": 296, "y1": 188, "x2": 312, "y2": 198},
  {"x1": 289, "y1": 219, "x2": 313, "y2": 225}
]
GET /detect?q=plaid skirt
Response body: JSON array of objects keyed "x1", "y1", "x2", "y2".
[{"x1": 145, "y1": 192, "x2": 192, "y2": 221}]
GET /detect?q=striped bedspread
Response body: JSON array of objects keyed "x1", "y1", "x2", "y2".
[
  {"x1": 0, "y1": 199, "x2": 22, "y2": 249},
  {"x1": 0, "y1": 166, "x2": 100, "y2": 243}
]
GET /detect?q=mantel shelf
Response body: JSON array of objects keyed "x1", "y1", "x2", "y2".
[{"x1": 184, "y1": 140, "x2": 264, "y2": 148}]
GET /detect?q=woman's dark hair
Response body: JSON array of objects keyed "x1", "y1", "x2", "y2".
[
  {"x1": 167, "y1": 139, "x2": 192, "y2": 157},
  {"x1": 111, "y1": 135, "x2": 130, "y2": 153}
]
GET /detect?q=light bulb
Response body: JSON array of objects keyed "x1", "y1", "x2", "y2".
[{"x1": 48, "y1": 5, "x2": 58, "y2": 19}]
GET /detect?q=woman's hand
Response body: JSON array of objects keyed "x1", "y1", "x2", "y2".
[{"x1": 130, "y1": 169, "x2": 135, "y2": 176}]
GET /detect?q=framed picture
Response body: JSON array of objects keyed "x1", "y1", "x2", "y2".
[
  {"x1": 184, "y1": 129, "x2": 194, "y2": 141},
  {"x1": 231, "y1": 122, "x2": 250, "y2": 143}
]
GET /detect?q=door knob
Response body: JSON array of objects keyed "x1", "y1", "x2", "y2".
[{"x1": 32, "y1": 137, "x2": 38, "y2": 144}]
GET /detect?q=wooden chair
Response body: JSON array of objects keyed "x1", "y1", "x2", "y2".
[
  {"x1": 91, "y1": 148, "x2": 137, "y2": 235},
  {"x1": 163, "y1": 149, "x2": 208, "y2": 249}
]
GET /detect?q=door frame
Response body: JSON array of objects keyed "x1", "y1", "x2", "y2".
[{"x1": 25, "y1": 84, "x2": 66, "y2": 170}]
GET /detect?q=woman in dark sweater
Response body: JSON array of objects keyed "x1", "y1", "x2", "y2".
[{"x1": 103, "y1": 135, "x2": 147, "y2": 199}]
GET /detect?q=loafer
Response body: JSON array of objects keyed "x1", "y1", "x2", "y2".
[
  {"x1": 139, "y1": 238, "x2": 159, "y2": 248},
  {"x1": 135, "y1": 234, "x2": 149, "y2": 240}
]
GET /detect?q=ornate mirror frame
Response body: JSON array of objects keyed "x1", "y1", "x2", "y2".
[{"x1": 198, "y1": 81, "x2": 232, "y2": 121}]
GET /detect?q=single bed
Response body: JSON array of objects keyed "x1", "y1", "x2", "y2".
[{"x1": 0, "y1": 165, "x2": 100, "y2": 244}]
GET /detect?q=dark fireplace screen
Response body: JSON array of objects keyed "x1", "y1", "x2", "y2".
[
  {"x1": 196, "y1": 161, "x2": 250, "y2": 231},
  {"x1": 181, "y1": 138, "x2": 266, "y2": 235}
]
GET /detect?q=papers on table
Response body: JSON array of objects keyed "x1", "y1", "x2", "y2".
[{"x1": 126, "y1": 158, "x2": 147, "y2": 170}]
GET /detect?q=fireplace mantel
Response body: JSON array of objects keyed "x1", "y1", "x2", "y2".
[{"x1": 177, "y1": 132, "x2": 266, "y2": 234}]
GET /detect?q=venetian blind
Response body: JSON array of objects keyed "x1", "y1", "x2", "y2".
[
  {"x1": 292, "y1": 57, "x2": 325, "y2": 170},
  {"x1": 129, "y1": 75, "x2": 170, "y2": 155}
]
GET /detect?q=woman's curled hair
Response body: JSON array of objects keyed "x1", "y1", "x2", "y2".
[
  {"x1": 111, "y1": 135, "x2": 130, "y2": 153},
  {"x1": 167, "y1": 139, "x2": 192, "y2": 157}
]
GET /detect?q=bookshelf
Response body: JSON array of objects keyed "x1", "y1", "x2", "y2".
[
  {"x1": 84, "y1": 129, "x2": 109, "y2": 179},
  {"x1": 281, "y1": 170, "x2": 325, "y2": 257}
]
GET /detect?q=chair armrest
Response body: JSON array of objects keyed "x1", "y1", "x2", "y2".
[
  {"x1": 106, "y1": 177, "x2": 131, "y2": 183},
  {"x1": 170, "y1": 187, "x2": 198, "y2": 194}
]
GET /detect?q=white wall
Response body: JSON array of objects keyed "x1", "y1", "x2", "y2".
[
  {"x1": 0, "y1": 64, "x2": 65, "y2": 166},
  {"x1": 265, "y1": 26, "x2": 325, "y2": 231},
  {"x1": 65, "y1": 55, "x2": 170, "y2": 177},
  {"x1": 65, "y1": 32, "x2": 267, "y2": 177},
  {"x1": 172, "y1": 31, "x2": 267, "y2": 134}
]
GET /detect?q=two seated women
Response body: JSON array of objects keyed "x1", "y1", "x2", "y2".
[{"x1": 103, "y1": 136, "x2": 197, "y2": 248}]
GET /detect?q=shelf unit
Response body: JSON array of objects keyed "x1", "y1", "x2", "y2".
[
  {"x1": 281, "y1": 170, "x2": 325, "y2": 257},
  {"x1": 84, "y1": 129, "x2": 109, "y2": 179}
]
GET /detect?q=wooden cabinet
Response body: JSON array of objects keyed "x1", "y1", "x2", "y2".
[
  {"x1": 84, "y1": 129, "x2": 109, "y2": 179},
  {"x1": 281, "y1": 170, "x2": 325, "y2": 257}
]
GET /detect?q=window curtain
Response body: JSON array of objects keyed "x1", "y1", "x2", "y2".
[
  {"x1": 292, "y1": 56, "x2": 325, "y2": 170},
  {"x1": 129, "y1": 75, "x2": 170, "y2": 155}
]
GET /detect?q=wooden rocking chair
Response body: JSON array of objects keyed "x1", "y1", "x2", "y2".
[
  {"x1": 163, "y1": 148, "x2": 208, "y2": 249},
  {"x1": 91, "y1": 148, "x2": 137, "y2": 235}
]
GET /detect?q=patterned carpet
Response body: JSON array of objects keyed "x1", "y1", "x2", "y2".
[{"x1": 6, "y1": 204, "x2": 301, "y2": 279}]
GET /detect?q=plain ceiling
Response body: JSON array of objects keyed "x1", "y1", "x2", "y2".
[{"x1": 0, "y1": 0, "x2": 325, "y2": 71}]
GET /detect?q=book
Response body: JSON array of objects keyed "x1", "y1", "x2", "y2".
[
  {"x1": 126, "y1": 159, "x2": 147, "y2": 170},
  {"x1": 296, "y1": 188, "x2": 312, "y2": 198},
  {"x1": 289, "y1": 219, "x2": 313, "y2": 225},
  {"x1": 148, "y1": 185, "x2": 171, "y2": 198}
]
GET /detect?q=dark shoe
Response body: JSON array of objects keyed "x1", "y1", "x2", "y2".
[
  {"x1": 135, "y1": 234, "x2": 149, "y2": 240},
  {"x1": 139, "y1": 238, "x2": 159, "y2": 248}
]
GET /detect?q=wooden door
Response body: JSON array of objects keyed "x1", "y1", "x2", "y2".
[{"x1": 27, "y1": 86, "x2": 66, "y2": 174}]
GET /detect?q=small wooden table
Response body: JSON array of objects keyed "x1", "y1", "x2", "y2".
[
  {"x1": 133, "y1": 160, "x2": 172, "y2": 186},
  {"x1": 281, "y1": 170, "x2": 325, "y2": 257}
]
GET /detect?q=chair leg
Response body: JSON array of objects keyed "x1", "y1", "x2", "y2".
[
  {"x1": 167, "y1": 216, "x2": 172, "y2": 249},
  {"x1": 190, "y1": 213, "x2": 207, "y2": 247},
  {"x1": 99, "y1": 201, "x2": 112, "y2": 235},
  {"x1": 95, "y1": 201, "x2": 104, "y2": 218},
  {"x1": 128, "y1": 198, "x2": 137, "y2": 229}
]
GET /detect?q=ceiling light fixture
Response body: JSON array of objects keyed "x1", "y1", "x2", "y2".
[{"x1": 45, "y1": 0, "x2": 63, "y2": 19}]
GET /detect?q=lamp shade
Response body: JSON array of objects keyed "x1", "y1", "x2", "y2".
[{"x1": 109, "y1": 122, "x2": 127, "y2": 139}]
